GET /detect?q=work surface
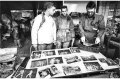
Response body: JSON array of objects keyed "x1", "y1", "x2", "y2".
[{"x1": 7, "y1": 47, "x2": 119, "y2": 78}]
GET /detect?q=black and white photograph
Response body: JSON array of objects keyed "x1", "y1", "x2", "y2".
[
  {"x1": 80, "y1": 55, "x2": 97, "y2": 61},
  {"x1": 0, "y1": 0, "x2": 120, "y2": 78},
  {"x1": 99, "y1": 58, "x2": 107, "y2": 63},
  {"x1": 49, "y1": 65, "x2": 60, "y2": 76},
  {"x1": 31, "y1": 59, "x2": 47, "y2": 68},
  {"x1": 105, "y1": 58, "x2": 117, "y2": 66},
  {"x1": 12, "y1": 66, "x2": 37, "y2": 78},
  {"x1": 38, "y1": 68, "x2": 51, "y2": 78},
  {"x1": 83, "y1": 62, "x2": 104, "y2": 71},
  {"x1": 23, "y1": 68, "x2": 37, "y2": 78},
  {"x1": 58, "y1": 49, "x2": 71, "y2": 55},
  {"x1": 70, "y1": 47, "x2": 81, "y2": 53},
  {"x1": 64, "y1": 55, "x2": 81, "y2": 64},
  {"x1": 11, "y1": 66, "x2": 25, "y2": 78},
  {"x1": 31, "y1": 51, "x2": 42, "y2": 59},
  {"x1": 48, "y1": 57, "x2": 63, "y2": 65},
  {"x1": 62, "y1": 65, "x2": 81, "y2": 75},
  {"x1": 99, "y1": 58, "x2": 117, "y2": 66},
  {"x1": 42, "y1": 50, "x2": 56, "y2": 57}
]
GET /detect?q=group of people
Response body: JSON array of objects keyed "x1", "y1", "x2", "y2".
[{"x1": 31, "y1": 1, "x2": 105, "y2": 51}]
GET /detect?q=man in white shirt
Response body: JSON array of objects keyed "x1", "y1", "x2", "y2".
[{"x1": 31, "y1": 2, "x2": 56, "y2": 50}]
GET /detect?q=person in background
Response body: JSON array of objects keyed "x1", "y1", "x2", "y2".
[
  {"x1": 31, "y1": 2, "x2": 56, "y2": 51},
  {"x1": 56, "y1": 6, "x2": 75, "y2": 48},
  {"x1": 79, "y1": 1, "x2": 105, "y2": 46},
  {"x1": 12, "y1": 20, "x2": 22, "y2": 48}
]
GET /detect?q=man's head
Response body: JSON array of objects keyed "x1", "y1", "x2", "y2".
[
  {"x1": 43, "y1": 2, "x2": 56, "y2": 16},
  {"x1": 86, "y1": 1, "x2": 96, "y2": 18},
  {"x1": 61, "y1": 6, "x2": 68, "y2": 16}
]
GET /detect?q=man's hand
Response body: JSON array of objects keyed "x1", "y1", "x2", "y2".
[
  {"x1": 55, "y1": 41, "x2": 61, "y2": 49},
  {"x1": 81, "y1": 36, "x2": 85, "y2": 43},
  {"x1": 53, "y1": 40, "x2": 58, "y2": 45},
  {"x1": 95, "y1": 37, "x2": 100, "y2": 44},
  {"x1": 32, "y1": 44, "x2": 38, "y2": 51}
]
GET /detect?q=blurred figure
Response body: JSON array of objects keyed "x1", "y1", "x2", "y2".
[{"x1": 12, "y1": 21, "x2": 22, "y2": 48}]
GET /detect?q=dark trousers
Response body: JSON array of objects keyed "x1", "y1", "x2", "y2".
[{"x1": 37, "y1": 43, "x2": 53, "y2": 50}]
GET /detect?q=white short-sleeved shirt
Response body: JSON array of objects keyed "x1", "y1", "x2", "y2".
[{"x1": 31, "y1": 14, "x2": 56, "y2": 44}]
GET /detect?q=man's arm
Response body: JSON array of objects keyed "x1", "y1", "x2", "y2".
[
  {"x1": 31, "y1": 15, "x2": 42, "y2": 45},
  {"x1": 69, "y1": 18, "x2": 76, "y2": 46},
  {"x1": 69, "y1": 18, "x2": 75, "y2": 38},
  {"x1": 79, "y1": 16, "x2": 86, "y2": 43},
  {"x1": 79, "y1": 17, "x2": 85, "y2": 37},
  {"x1": 55, "y1": 17, "x2": 59, "y2": 32},
  {"x1": 97, "y1": 15, "x2": 105, "y2": 38},
  {"x1": 53, "y1": 20, "x2": 56, "y2": 43}
]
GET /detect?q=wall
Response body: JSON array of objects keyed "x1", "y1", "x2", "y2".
[
  {"x1": 64, "y1": 1, "x2": 89, "y2": 13},
  {"x1": 99, "y1": 1, "x2": 120, "y2": 26}
]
